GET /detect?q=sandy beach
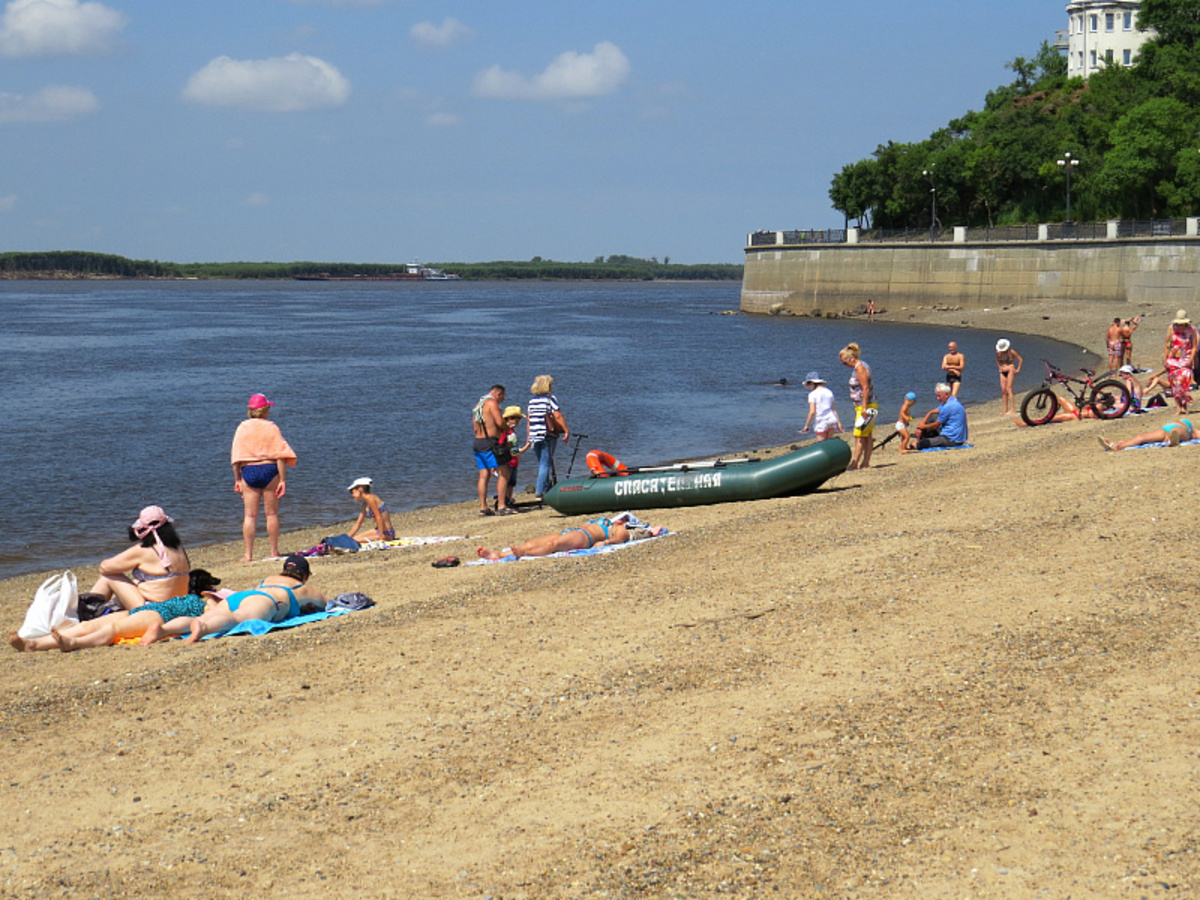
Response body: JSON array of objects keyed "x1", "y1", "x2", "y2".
[{"x1": 3, "y1": 294, "x2": 1198, "y2": 898}]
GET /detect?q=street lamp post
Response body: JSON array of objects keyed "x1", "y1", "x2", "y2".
[
  {"x1": 922, "y1": 168, "x2": 937, "y2": 240},
  {"x1": 1056, "y1": 152, "x2": 1080, "y2": 225}
]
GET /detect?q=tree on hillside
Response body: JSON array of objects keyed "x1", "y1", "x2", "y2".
[
  {"x1": 1092, "y1": 97, "x2": 1199, "y2": 217},
  {"x1": 1139, "y1": 0, "x2": 1200, "y2": 48}
]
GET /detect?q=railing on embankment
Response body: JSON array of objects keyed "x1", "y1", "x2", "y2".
[{"x1": 741, "y1": 219, "x2": 1200, "y2": 315}]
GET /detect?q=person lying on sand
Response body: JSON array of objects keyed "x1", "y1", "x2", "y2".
[
  {"x1": 9, "y1": 569, "x2": 223, "y2": 653},
  {"x1": 10, "y1": 591, "x2": 223, "y2": 652},
  {"x1": 177, "y1": 555, "x2": 327, "y2": 644},
  {"x1": 1100, "y1": 418, "x2": 1193, "y2": 451},
  {"x1": 476, "y1": 517, "x2": 663, "y2": 560}
]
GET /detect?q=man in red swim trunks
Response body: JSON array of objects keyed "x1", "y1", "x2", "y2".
[{"x1": 1106, "y1": 318, "x2": 1123, "y2": 371}]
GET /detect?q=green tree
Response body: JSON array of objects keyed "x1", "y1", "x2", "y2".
[{"x1": 1092, "y1": 97, "x2": 1198, "y2": 217}]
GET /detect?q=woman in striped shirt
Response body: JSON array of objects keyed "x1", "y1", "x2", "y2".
[{"x1": 526, "y1": 374, "x2": 570, "y2": 500}]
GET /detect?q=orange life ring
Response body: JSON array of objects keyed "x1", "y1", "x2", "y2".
[{"x1": 586, "y1": 450, "x2": 629, "y2": 477}]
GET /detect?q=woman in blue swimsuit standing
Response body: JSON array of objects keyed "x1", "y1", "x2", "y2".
[{"x1": 182, "y1": 555, "x2": 326, "y2": 642}]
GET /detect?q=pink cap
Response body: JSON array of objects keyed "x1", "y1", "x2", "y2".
[{"x1": 248, "y1": 393, "x2": 274, "y2": 410}]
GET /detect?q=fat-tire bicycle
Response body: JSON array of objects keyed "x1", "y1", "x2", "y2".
[{"x1": 1019, "y1": 360, "x2": 1132, "y2": 426}]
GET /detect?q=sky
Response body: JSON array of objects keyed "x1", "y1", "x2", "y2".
[{"x1": 0, "y1": 0, "x2": 1069, "y2": 264}]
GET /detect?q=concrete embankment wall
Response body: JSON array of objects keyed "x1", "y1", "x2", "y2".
[{"x1": 740, "y1": 239, "x2": 1200, "y2": 315}]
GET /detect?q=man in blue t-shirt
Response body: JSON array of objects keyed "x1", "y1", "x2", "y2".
[{"x1": 915, "y1": 383, "x2": 968, "y2": 450}]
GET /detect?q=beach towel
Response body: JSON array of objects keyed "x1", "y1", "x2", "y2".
[
  {"x1": 918, "y1": 443, "x2": 974, "y2": 452},
  {"x1": 466, "y1": 513, "x2": 670, "y2": 565},
  {"x1": 1123, "y1": 437, "x2": 1200, "y2": 450},
  {"x1": 357, "y1": 535, "x2": 466, "y2": 552},
  {"x1": 230, "y1": 418, "x2": 297, "y2": 467},
  {"x1": 199, "y1": 607, "x2": 354, "y2": 639},
  {"x1": 294, "y1": 535, "x2": 468, "y2": 558}
]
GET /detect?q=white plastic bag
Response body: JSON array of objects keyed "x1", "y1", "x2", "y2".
[{"x1": 18, "y1": 571, "x2": 79, "y2": 639}]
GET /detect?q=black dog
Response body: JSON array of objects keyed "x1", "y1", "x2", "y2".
[{"x1": 188, "y1": 568, "x2": 221, "y2": 595}]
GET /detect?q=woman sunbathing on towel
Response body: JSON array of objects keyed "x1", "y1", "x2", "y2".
[
  {"x1": 10, "y1": 592, "x2": 221, "y2": 652},
  {"x1": 1100, "y1": 418, "x2": 1193, "y2": 451},
  {"x1": 181, "y1": 554, "x2": 326, "y2": 643},
  {"x1": 476, "y1": 517, "x2": 663, "y2": 560}
]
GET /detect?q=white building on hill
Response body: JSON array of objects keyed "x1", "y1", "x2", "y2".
[{"x1": 1056, "y1": 1, "x2": 1152, "y2": 78}]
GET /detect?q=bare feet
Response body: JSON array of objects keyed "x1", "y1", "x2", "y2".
[
  {"x1": 51, "y1": 627, "x2": 79, "y2": 652},
  {"x1": 240, "y1": 555, "x2": 253, "y2": 563},
  {"x1": 184, "y1": 619, "x2": 209, "y2": 645},
  {"x1": 1099, "y1": 436, "x2": 1115, "y2": 451},
  {"x1": 138, "y1": 622, "x2": 164, "y2": 646},
  {"x1": 8, "y1": 630, "x2": 29, "y2": 652},
  {"x1": 476, "y1": 546, "x2": 501, "y2": 561}
]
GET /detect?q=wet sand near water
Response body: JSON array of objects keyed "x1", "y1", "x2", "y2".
[{"x1": 2, "y1": 293, "x2": 1199, "y2": 897}]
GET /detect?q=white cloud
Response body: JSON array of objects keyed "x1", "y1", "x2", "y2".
[
  {"x1": 0, "y1": 0, "x2": 126, "y2": 57},
  {"x1": 0, "y1": 194, "x2": 15, "y2": 210},
  {"x1": 182, "y1": 54, "x2": 351, "y2": 112},
  {"x1": 411, "y1": 17, "x2": 472, "y2": 50},
  {"x1": 473, "y1": 41, "x2": 630, "y2": 101},
  {"x1": 0, "y1": 84, "x2": 98, "y2": 122},
  {"x1": 245, "y1": 192, "x2": 270, "y2": 207},
  {"x1": 426, "y1": 111, "x2": 460, "y2": 127}
]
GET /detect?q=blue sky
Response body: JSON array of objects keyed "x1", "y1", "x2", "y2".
[{"x1": 0, "y1": 0, "x2": 1067, "y2": 264}]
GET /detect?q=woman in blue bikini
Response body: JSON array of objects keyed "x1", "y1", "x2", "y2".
[
  {"x1": 181, "y1": 555, "x2": 326, "y2": 642},
  {"x1": 1100, "y1": 418, "x2": 1194, "y2": 451},
  {"x1": 475, "y1": 517, "x2": 663, "y2": 560}
]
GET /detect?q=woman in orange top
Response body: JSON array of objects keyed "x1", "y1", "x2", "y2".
[{"x1": 231, "y1": 393, "x2": 297, "y2": 561}]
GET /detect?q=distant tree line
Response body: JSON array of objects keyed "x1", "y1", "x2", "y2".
[
  {"x1": 829, "y1": 1, "x2": 1200, "y2": 229},
  {"x1": 0, "y1": 252, "x2": 741, "y2": 281},
  {"x1": 0, "y1": 251, "x2": 179, "y2": 277}
]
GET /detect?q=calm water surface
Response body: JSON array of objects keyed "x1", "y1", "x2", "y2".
[{"x1": 0, "y1": 280, "x2": 1089, "y2": 579}]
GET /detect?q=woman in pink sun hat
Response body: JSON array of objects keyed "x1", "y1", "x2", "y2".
[
  {"x1": 230, "y1": 393, "x2": 297, "y2": 561},
  {"x1": 82, "y1": 506, "x2": 191, "y2": 611}
]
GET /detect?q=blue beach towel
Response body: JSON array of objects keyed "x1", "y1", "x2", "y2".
[
  {"x1": 200, "y1": 607, "x2": 353, "y2": 640},
  {"x1": 918, "y1": 443, "x2": 974, "y2": 452},
  {"x1": 1123, "y1": 437, "x2": 1200, "y2": 450}
]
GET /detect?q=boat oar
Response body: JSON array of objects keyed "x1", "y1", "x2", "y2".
[{"x1": 564, "y1": 432, "x2": 588, "y2": 478}]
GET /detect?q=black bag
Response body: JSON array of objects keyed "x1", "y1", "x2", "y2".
[{"x1": 77, "y1": 592, "x2": 121, "y2": 621}]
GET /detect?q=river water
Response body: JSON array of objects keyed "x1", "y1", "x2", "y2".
[{"x1": 0, "y1": 279, "x2": 1089, "y2": 579}]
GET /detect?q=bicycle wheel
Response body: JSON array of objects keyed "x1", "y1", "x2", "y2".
[
  {"x1": 1020, "y1": 387, "x2": 1059, "y2": 426},
  {"x1": 1089, "y1": 379, "x2": 1132, "y2": 419}
]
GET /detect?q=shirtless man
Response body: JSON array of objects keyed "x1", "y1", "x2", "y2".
[
  {"x1": 1106, "y1": 318, "x2": 1123, "y2": 371},
  {"x1": 941, "y1": 342, "x2": 965, "y2": 396},
  {"x1": 1119, "y1": 315, "x2": 1141, "y2": 367},
  {"x1": 472, "y1": 384, "x2": 510, "y2": 516},
  {"x1": 476, "y1": 517, "x2": 664, "y2": 560}
]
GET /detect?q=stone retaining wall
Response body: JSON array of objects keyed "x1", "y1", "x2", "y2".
[{"x1": 740, "y1": 239, "x2": 1200, "y2": 316}]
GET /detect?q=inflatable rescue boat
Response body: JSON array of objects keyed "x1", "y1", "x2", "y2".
[{"x1": 544, "y1": 439, "x2": 851, "y2": 515}]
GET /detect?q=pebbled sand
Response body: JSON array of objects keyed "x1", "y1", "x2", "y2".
[{"x1": 3, "y1": 293, "x2": 1199, "y2": 898}]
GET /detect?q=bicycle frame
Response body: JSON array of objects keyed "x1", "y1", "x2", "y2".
[{"x1": 1039, "y1": 361, "x2": 1099, "y2": 418}]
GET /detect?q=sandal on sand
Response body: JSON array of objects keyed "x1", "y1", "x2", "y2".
[
  {"x1": 495, "y1": 507, "x2": 519, "y2": 516},
  {"x1": 432, "y1": 556, "x2": 460, "y2": 568},
  {"x1": 1098, "y1": 436, "x2": 1115, "y2": 451},
  {"x1": 479, "y1": 509, "x2": 494, "y2": 517}
]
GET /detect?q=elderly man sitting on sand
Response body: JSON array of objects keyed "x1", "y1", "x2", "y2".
[{"x1": 477, "y1": 516, "x2": 663, "y2": 560}]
